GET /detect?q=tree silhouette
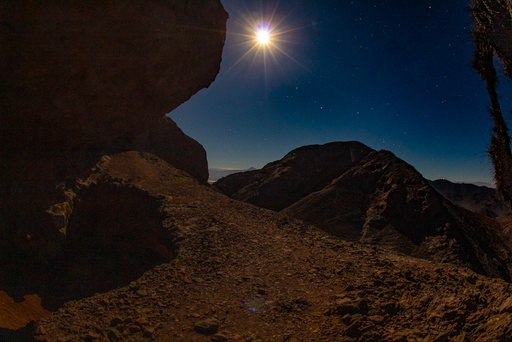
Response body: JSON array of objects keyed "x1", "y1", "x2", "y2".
[{"x1": 471, "y1": 0, "x2": 512, "y2": 205}]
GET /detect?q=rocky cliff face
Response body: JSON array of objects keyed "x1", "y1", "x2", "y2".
[
  {"x1": 0, "y1": 0, "x2": 227, "y2": 314},
  {"x1": 215, "y1": 142, "x2": 512, "y2": 281},
  {"x1": 284, "y1": 150, "x2": 512, "y2": 280}
]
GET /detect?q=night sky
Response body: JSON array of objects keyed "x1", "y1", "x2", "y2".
[{"x1": 169, "y1": 0, "x2": 512, "y2": 184}]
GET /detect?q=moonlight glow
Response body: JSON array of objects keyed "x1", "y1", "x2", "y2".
[
  {"x1": 256, "y1": 27, "x2": 271, "y2": 45},
  {"x1": 224, "y1": 4, "x2": 309, "y2": 81}
]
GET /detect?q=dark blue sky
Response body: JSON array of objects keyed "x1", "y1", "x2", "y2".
[{"x1": 169, "y1": 0, "x2": 512, "y2": 183}]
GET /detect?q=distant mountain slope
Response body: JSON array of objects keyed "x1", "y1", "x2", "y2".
[
  {"x1": 213, "y1": 141, "x2": 374, "y2": 210},
  {"x1": 215, "y1": 142, "x2": 512, "y2": 280},
  {"x1": 283, "y1": 150, "x2": 512, "y2": 280},
  {"x1": 429, "y1": 179, "x2": 511, "y2": 218},
  {"x1": 208, "y1": 167, "x2": 256, "y2": 183}
]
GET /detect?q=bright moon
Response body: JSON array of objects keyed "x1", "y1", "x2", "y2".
[{"x1": 256, "y1": 28, "x2": 270, "y2": 45}]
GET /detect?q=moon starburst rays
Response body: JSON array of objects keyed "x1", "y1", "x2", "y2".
[
  {"x1": 256, "y1": 28, "x2": 271, "y2": 45},
  {"x1": 224, "y1": 4, "x2": 311, "y2": 82}
]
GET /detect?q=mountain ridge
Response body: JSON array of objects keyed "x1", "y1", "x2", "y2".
[
  {"x1": 429, "y1": 178, "x2": 511, "y2": 218},
  {"x1": 215, "y1": 142, "x2": 512, "y2": 281},
  {"x1": 214, "y1": 141, "x2": 374, "y2": 211}
]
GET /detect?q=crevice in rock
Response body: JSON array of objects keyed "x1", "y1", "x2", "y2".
[{"x1": 46, "y1": 182, "x2": 173, "y2": 310}]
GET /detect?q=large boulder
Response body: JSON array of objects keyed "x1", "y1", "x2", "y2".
[
  {"x1": 1, "y1": 151, "x2": 193, "y2": 312},
  {"x1": 0, "y1": 0, "x2": 227, "y2": 149}
]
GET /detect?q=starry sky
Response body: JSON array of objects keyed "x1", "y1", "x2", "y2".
[{"x1": 169, "y1": 0, "x2": 512, "y2": 184}]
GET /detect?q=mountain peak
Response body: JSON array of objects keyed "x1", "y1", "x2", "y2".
[{"x1": 214, "y1": 141, "x2": 374, "y2": 210}]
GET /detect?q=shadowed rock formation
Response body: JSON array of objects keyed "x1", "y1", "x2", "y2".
[
  {"x1": 0, "y1": 0, "x2": 227, "y2": 322},
  {"x1": 124, "y1": 116, "x2": 209, "y2": 184},
  {"x1": 1, "y1": 151, "x2": 190, "y2": 312},
  {"x1": 47, "y1": 152, "x2": 182, "y2": 307},
  {"x1": 215, "y1": 142, "x2": 512, "y2": 280},
  {"x1": 284, "y1": 150, "x2": 512, "y2": 280},
  {"x1": 0, "y1": 1, "x2": 227, "y2": 149}
]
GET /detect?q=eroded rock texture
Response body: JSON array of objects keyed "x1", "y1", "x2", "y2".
[
  {"x1": 46, "y1": 152, "x2": 181, "y2": 308},
  {"x1": 1, "y1": 151, "x2": 193, "y2": 313}
]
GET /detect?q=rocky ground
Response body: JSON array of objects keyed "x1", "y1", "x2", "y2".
[{"x1": 22, "y1": 152, "x2": 512, "y2": 341}]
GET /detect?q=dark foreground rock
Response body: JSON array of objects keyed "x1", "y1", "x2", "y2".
[
  {"x1": 0, "y1": 0, "x2": 227, "y2": 149},
  {"x1": 30, "y1": 152, "x2": 512, "y2": 341},
  {"x1": 0, "y1": 0, "x2": 226, "y2": 292},
  {"x1": 0, "y1": 153, "x2": 178, "y2": 312}
]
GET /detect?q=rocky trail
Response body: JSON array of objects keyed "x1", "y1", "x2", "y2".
[{"x1": 28, "y1": 153, "x2": 512, "y2": 341}]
